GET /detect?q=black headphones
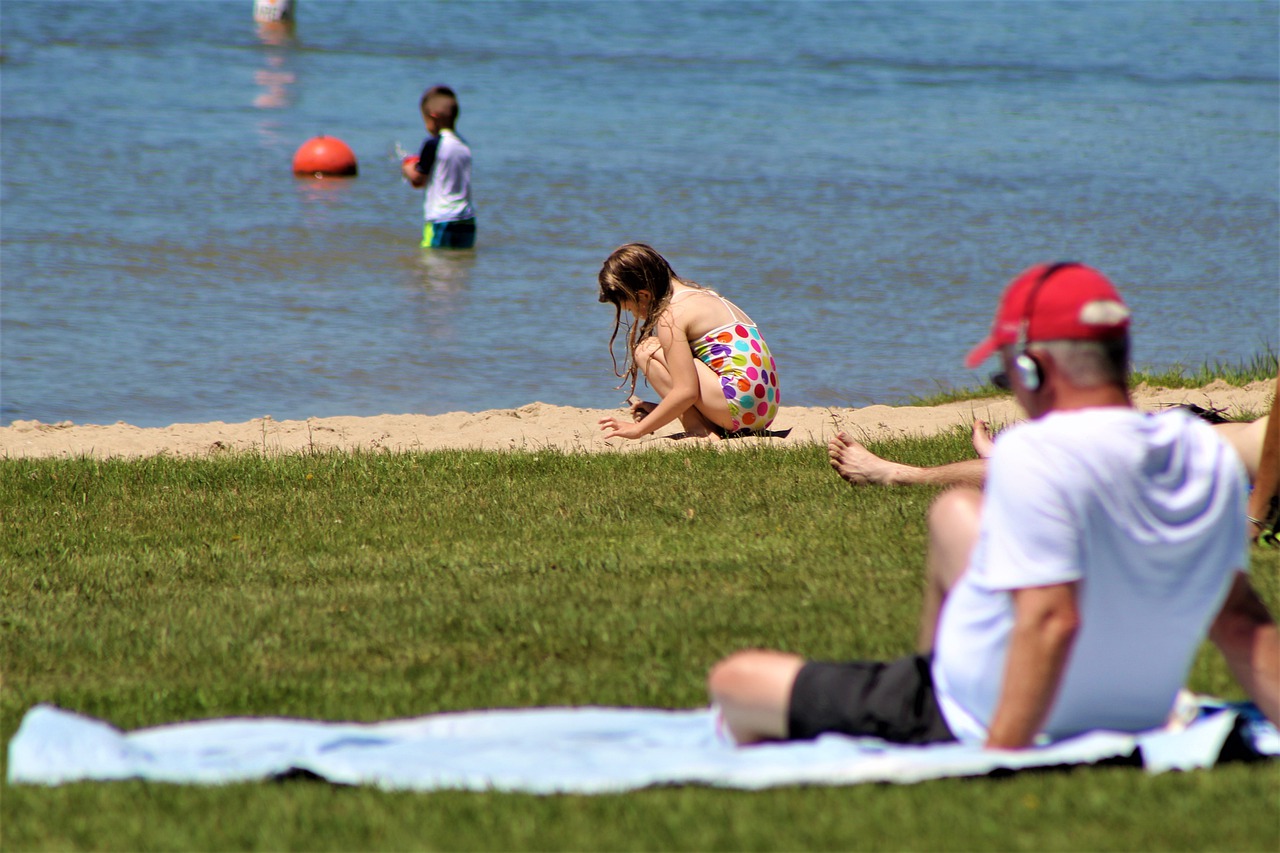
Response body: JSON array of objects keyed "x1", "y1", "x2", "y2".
[{"x1": 1013, "y1": 262, "x2": 1082, "y2": 392}]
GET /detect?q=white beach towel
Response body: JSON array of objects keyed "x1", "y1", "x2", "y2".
[{"x1": 8, "y1": 700, "x2": 1276, "y2": 794}]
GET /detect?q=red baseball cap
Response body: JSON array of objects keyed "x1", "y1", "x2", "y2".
[{"x1": 965, "y1": 263, "x2": 1131, "y2": 368}]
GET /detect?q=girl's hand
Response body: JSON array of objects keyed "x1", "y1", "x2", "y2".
[
  {"x1": 598, "y1": 415, "x2": 646, "y2": 440},
  {"x1": 626, "y1": 396, "x2": 658, "y2": 422}
]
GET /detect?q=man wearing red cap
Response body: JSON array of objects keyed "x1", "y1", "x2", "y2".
[{"x1": 709, "y1": 263, "x2": 1279, "y2": 749}]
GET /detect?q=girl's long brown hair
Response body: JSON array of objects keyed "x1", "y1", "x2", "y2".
[{"x1": 597, "y1": 243, "x2": 701, "y2": 395}]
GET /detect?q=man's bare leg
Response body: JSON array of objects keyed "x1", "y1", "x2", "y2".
[
  {"x1": 706, "y1": 650, "x2": 805, "y2": 744},
  {"x1": 918, "y1": 487, "x2": 983, "y2": 652},
  {"x1": 829, "y1": 432, "x2": 987, "y2": 488},
  {"x1": 710, "y1": 487, "x2": 985, "y2": 745}
]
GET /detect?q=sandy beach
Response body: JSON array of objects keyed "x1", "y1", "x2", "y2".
[{"x1": 1, "y1": 380, "x2": 1273, "y2": 460}]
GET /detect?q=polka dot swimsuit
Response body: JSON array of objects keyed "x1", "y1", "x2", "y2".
[{"x1": 678, "y1": 291, "x2": 780, "y2": 432}]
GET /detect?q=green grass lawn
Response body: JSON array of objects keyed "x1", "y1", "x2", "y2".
[{"x1": 2, "y1": 435, "x2": 1277, "y2": 851}]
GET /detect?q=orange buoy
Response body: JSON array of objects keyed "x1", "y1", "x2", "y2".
[{"x1": 292, "y1": 136, "x2": 358, "y2": 178}]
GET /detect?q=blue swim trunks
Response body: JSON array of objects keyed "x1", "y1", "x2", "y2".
[{"x1": 421, "y1": 218, "x2": 476, "y2": 249}]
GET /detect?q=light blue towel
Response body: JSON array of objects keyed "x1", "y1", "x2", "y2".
[{"x1": 8, "y1": 701, "x2": 1276, "y2": 794}]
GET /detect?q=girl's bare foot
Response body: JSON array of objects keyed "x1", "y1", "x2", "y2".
[
  {"x1": 674, "y1": 407, "x2": 724, "y2": 439},
  {"x1": 828, "y1": 431, "x2": 913, "y2": 485},
  {"x1": 971, "y1": 420, "x2": 996, "y2": 459}
]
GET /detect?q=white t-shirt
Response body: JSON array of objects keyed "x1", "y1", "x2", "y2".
[
  {"x1": 932, "y1": 407, "x2": 1248, "y2": 742},
  {"x1": 418, "y1": 129, "x2": 475, "y2": 223}
]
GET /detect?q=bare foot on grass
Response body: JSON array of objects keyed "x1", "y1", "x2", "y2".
[
  {"x1": 971, "y1": 420, "x2": 996, "y2": 459},
  {"x1": 828, "y1": 431, "x2": 914, "y2": 485}
]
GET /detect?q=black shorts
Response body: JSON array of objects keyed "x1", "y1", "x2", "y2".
[
  {"x1": 787, "y1": 654, "x2": 956, "y2": 744},
  {"x1": 422, "y1": 218, "x2": 476, "y2": 249}
]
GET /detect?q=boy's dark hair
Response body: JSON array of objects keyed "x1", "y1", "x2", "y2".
[{"x1": 420, "y1": 85, "x2": 459, "y2": 123}]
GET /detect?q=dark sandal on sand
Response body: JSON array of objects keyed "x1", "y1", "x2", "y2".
[
  {"x1": 666, "y1": 427, "x2": 793, "y2": 440},
  {"x1": 1171, "y1": 403, "x2": 1231, "y2": 424}
]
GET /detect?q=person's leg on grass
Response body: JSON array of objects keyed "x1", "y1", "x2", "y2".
[
  {"x1": 707, "y1": 650, "x2": 805, "y2": 744},
  {"x1": 829, "y1": 432, "x2": 988, "y2": 488},
  {"x1": 1243, "y1": 384, "x2": 1278, "y2": 542},
  {"x1": 918, "y1": 487, "x2": 983, "y2": 652},
  {"x1": 828, "y1": 432, "x2": 920, "y2": 485},
  {"x1": 1214, "y1": 416, "x2": 1269, "y2": 486}
]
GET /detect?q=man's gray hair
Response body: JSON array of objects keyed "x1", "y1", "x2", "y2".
[{"x1": 1028, "y1": 336, "x2": 1130, "y2": 387}]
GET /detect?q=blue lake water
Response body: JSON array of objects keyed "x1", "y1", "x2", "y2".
[{"x1": 2, "y1": 0, "x2": 1277, "y2": 428}]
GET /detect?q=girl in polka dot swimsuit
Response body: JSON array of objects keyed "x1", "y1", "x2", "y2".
[{"x1": 597, "y1": 243, "x2": 780, "y2": 440}]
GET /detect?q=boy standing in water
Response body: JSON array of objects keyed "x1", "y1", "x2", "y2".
[{"x1": 401, "y1": 85, "x2": 476, "y2": 249}]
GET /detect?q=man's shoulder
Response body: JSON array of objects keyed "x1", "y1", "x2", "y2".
[
  {"x1": 994, "y1": 406, "x2": 1238, "y2": 487},
  {"x1": 1004, "y1": 407, "x2": 1153, "y2": 443},
  {"x1": 990, "y1": 408, "x2": 1158, "y2": 482},
  {"x1": 996, "y1": 408, "x2": 1129, "y2": 451}
]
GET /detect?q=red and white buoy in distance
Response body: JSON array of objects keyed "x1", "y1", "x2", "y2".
[
  {"x1": 253, "y1": 0, "x2": 294, "y2": 23},
  {"x1": 254, "y1": 0, "x2": 296, "y2": 47},
  {"x1": 292, "y1": 136, "x2": 358, "y2": 178}
]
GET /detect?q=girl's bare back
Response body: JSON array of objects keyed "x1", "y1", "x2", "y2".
[{"x1": 664, "y1": 284, "x2": 751, "y2": 341}]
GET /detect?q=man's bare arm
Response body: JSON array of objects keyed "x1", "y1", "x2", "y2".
[{"x1": 985, "y1": 582, "x2": 1080, "y2": 749}]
